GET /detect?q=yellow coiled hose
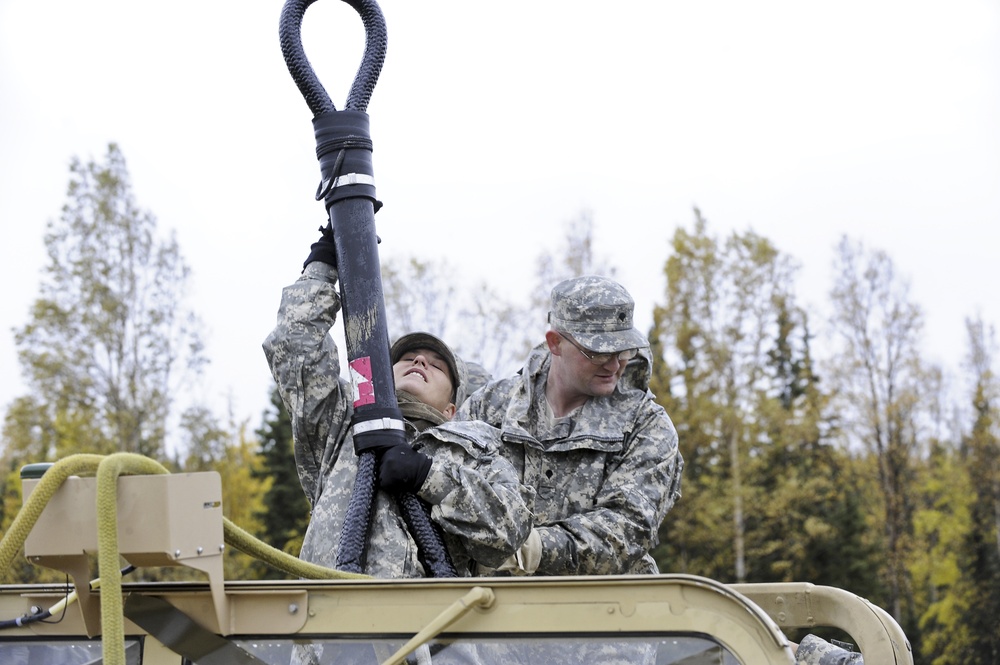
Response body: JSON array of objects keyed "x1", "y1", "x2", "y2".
[{"x1": 0, "y1": 452, "x2": 370, "y2": 665}]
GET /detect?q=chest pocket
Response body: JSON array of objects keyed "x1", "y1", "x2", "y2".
[{"x1": 524, "y1": 446, "x2": 615, "y2": 524}]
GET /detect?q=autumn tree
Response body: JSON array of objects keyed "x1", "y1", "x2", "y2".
[
  {"x1": 528, "y1": 210, "x2": 617, "y2": 318},
  {"x1": 381, "y1": 257, "x2": 458, "y2": 343},
  {"x1": 2, "y1": 143, "x2": 206, "y2": 467},
  {"x1": 948, "y1": 316, "x2": 1000, "y2": 663},
  {"x1": 651, "y1": 210, "x2": 801, "y2": 580},
  {"x1": 911, "y1": 439, "x2": 975, "y2": 665},
  {"x1": 380, "y1": 255, "x2": 530, "y2": 377},
  {"x1": 651, "y1": 211, "x2": 871, "y2": 593},
  {"x1": 827, "y1": 235, "x2": 931, "y2": 626},
  {"x1": 743, "y1": 299, "x2": 877, "y2": 592}
]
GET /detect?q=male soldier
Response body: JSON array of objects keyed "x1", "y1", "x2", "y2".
[
  {"x1": 457, "y1": 274, "x2": 683, "y2": 576},
  {"x1": 262, "y1": 225, "x2": 530, "y2": 579}
]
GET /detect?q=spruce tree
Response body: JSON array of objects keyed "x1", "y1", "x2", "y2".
[
  {"x1": 253, "y1": 385, "x2": 310, "y2": 566},
  {"x1": 952, "y1": 318, "x2": 1000, "y2": 663}
]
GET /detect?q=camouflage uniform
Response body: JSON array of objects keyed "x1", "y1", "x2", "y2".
[
  {"x1": 262, "y1": 262, "x2": 530, "y2": 577},
  {"x1": 463, "y1": 361, "x2": 493, "y2": 397},
  {"x1": 796, "y1": 635, "x2": 863, "y2": 664},
  {"x1": 455, "y1": 276, "x2": 684, "y2": 576}
]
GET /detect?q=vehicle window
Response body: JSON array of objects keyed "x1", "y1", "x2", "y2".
[
  {"x1": 228, "y1": 633, "x2": 740, "y2": 665},
  {"x1": 0, "y1": 638, "x2": 143, "y2": 665}
]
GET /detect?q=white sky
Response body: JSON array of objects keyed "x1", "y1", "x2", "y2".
[{"x1": 1, "y1": 0, "x2": 998, "y2": 434}]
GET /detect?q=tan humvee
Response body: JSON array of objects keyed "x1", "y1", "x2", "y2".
[{"x1": 0, "y1": 465, "x2": 913, "y2": 664}]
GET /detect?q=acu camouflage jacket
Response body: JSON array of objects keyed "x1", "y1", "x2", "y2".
[
  {"x1": 262, "y1": 262, "x2": 530, "y2": 578},
  {"x1": 456, "y1": 343, "x2": 683, "y2": 576}
]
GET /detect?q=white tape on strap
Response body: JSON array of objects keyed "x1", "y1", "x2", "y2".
[
  {"x1": 352, "y1": 417, "x2": 406, "y2": 437},
  {"x1": 333, "y1": 173, "x2": 376, "y2": 188}
]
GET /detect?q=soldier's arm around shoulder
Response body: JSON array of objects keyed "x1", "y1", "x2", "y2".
[
  {"x1": 413, "y1": 420, "x2": 533, "y2": 568},
  {"x1": 533, "y1": 400, "x2": 683, "y2": 576}
]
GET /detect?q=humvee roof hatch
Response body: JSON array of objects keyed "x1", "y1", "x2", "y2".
[{"x1": 0, "y1": 463, "x2": 913, "y2": 664}]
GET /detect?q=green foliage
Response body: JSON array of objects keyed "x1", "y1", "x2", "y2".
[
  {"x1": 213, "y1": 425, "x2": 273, "y2": 581},
  {"x1": 743, "y1": 432, "x2": 880, "y2": 592},
  {"x1": 253, "y1": 385, "x2": 310, "y2": 569},
  {"x1": 911, "y1": 441, "x2": 975, "y2": 664},
  {"x1": 0, "y1": 143, "x2": 220, "y2": 585},
  {"x1": 650, "y1": 210, "x2": 857, "y2": 587},
  {"x1": 944, "y1": 319, "x2": 1000, "y2": 664},
  {"x1": 179, "y1": 406, "x2": 232, "y2": 472},
  {"x1": 650, "y1": 221, "x2": 1000, "y2": 660}
]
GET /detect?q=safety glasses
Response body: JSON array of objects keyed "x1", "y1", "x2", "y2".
[{"x1": 558, "y1": 332, "x2": 638, "y2": 366}]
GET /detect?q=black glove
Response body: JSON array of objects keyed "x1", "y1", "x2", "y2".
[
  {"x1": 302, "y1": 222, "x2": 337, "y2": 271},
  {"x1": 377, "y1": 442, "x2": 432, "y2": 494}
]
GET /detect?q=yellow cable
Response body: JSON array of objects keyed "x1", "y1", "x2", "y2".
[
  {"x1": 0, "y1": 454, "x2": 105, "y2": 575},
  {"x1": 0, "y1": 452, "x2": 372, "y2": 665},
  {"x1": 96, "y1": 453, "x2": 167, "y2": 665}
]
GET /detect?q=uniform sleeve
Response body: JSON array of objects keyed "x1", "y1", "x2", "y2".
[
  {"x1": 795, "y1": 635, "x2": 864, "y2": 665},
  {"x1": 413, "y1": 421, "x2": 534, "y2": 568},
  {"x1": 262, "y1": 262, "x2": 352, "y2": 506},
  {"x1": 535, "y1": 404, "x2": 684, "y2": 576}
]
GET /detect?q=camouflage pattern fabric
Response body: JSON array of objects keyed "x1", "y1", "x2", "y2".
[
  {"x1": 463, "y1": 361, "x2": 493, "y2": 397},
  {"x1": 455, "y1": 342, "x2": 684, "y2": 576},
  {"x1": 262, "y1": 262, "x2": 530, "y2": 577},
  {"x1": 546, "y1": 275, "x2": 648, "y2": 353},
  {"x1": 796, "y1": 634, "x2": 864, "y2": 664}
]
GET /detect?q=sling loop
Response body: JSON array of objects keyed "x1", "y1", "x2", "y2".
[{"x1": 278, "y1": 0, "x2": 456, "y2": 578}]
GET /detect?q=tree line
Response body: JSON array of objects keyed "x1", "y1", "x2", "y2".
[{"x1": 1, "y1": 144, "x2": 997, "y2": 664}]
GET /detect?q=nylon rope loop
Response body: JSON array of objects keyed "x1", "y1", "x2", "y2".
[
  {"x1": 278, "y1": 0, "x2": 387, "y2": 116},
  {"x1": 397, "y1": 493, "x2": 458, "y2": 578},
  {"x1": 278, "y1": 0, "x2": 455, "y2": 580},
  {"x1": 335, "y1": 450, "x2": 379, "y2": 573}
]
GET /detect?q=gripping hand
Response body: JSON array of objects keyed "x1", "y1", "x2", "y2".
[
  {"x1": 302, "y1": 222, "x2": 337, "y2": 270},
  {"x1": 377, "y1": 442, "x2": 432, "y2": 494}
]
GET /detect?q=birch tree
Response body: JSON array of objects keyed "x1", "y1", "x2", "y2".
[
  {"x1": 827, "y1": 235, "x2": 929, "y2": 622},
  {"x1": 2, "y1": 143, "x2": 206, "y2": 464}
]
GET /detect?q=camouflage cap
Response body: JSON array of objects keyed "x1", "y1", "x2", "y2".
[
  {"x1": 547, "y1": 275, "x2": 648, "y2": 353},
  {"x1": 390, "y1": 332, "x2": 468, "y2": 406}
]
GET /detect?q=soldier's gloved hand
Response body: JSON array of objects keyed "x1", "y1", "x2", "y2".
[
  {"x1": 377, "y1": 442, "x2": 433, "y2": 494},
  {"x1": 302, "y1": 222, "x2": 337, "y2": 271},
  {"x1": 495, "y1": 528, "x2": 542, "y2": 576}
]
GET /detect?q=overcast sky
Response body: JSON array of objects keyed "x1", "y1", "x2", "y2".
[{"x1": 2, "y1": 0, "x2": 998, "y2": 434}]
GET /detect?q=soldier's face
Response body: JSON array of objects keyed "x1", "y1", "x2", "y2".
[
  {"x1": 550, "y1": 333, "x2": 626, "y2": 399},
  {"x1": 393, "y1": 348, "x2": 456, "y2": 418}
]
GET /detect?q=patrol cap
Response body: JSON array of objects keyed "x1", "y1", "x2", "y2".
[
  {"x1": 390, "y1": 332, "x2": 468, "y2": 406},
  {"x1": 547, "y1": 275, "x2": 648, "y2": 353}
]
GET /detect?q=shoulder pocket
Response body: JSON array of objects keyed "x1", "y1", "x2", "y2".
[{"x1": 413, "y1": 420, "x2": 504, "y2": 456}]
